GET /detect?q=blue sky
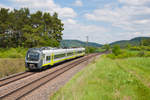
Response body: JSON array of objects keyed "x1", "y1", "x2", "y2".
[{"x1": 1, "y1": 0, "x2": 150, "y2": 44}]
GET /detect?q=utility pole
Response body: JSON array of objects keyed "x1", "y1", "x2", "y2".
[{"x1": 86, "y1": 36, "x2": 89, "y2": 54}]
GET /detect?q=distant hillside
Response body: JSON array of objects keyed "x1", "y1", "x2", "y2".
[
  {"x1": 110, "y1": 37, "x2": 150, "y2": 47},
  {"x1": 60, "y1": 40, "x2": 102, "y2": 48}
]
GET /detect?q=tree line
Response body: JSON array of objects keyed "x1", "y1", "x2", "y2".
[{"x1": 0, "y1": 8, "x2": 64, "y2": 48}]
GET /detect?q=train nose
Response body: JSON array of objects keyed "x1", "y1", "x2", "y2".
[
  {"x1": 27, "y1": 63, "x2": 38, "y2": 69},
  {"x1": 29, "y1": 64, "x2": 36, "y2": 69}
]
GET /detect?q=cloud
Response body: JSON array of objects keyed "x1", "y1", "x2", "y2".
[
  {"x1": 85, "y1": 4, "x2": 150, "y2": 32},
  {"x1": 63, "y1": 19, "x2": 77, "y2": 25},
  {"x1": 74, "y1": 0, "x2": 83, "y2": 7},
  {"x1": 118, "y1": 0, "x2": 150, "y2": 6},
  {"x1": 62, "y1": 19, "x2": 109, "y2": 44},
  {"x1": 9, "y1": 0, "x2": 77, "y2": 19}
]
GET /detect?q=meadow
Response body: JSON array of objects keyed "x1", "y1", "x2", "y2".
[
  {"x1": 0, "y1": 48, "x2": 27, "y2": 78},
  {"x1": 51, "y1": 56, "x2": 150, "y2": 100},
  {"x1": 0, "y1": 58, "x2": 25, "y2": 78}
]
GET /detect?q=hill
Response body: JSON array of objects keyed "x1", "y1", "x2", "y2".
[
  {"x1": 60, "y1": 40, "x2": 102, "y2": 48},
  {"x1": 110, "y1": 37, "x2": 150, "y2": 47}
]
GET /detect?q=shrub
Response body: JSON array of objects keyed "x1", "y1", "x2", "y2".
[
  {"x1": 137, "y1": 51, "x2": 145, "y2": 57},
  {"x1": 112, "y1": 45, "x2": 122, "y2": 56},
  {"x1": 0, "y1": 48, "x2": 27, "y2": 58},
  {"x1": 130, "y1": 46, "x2": 141, "y2": 51},
  {"x1": 85, "y1": 47, "x2": 98, "y2": 53}
]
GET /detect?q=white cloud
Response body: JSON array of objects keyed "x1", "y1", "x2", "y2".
[
  {"x1": 10, "y1": 0, "x2": 77, "y2": 19},
  {"x1": 63, "y1": 19, "x2": 109, "y2": 44},
  {"x1": 85, "y1": 5, "x2": 150, "y2": 32},
  {"x1": 74, "y1": 0, "x2": 83, "y2": 7},
  {"x1": 118, "y1": 0, "x2": 150, "y2": 6},
  {"x1": 63, "y1": 19, "x2": 77, "y2": 25},
  {"x1": 84, "y1": 2, "x2": 150, "y2": 43},
  {"x1": 134, "y1": 19, "x2": 150, "y2": 24}
]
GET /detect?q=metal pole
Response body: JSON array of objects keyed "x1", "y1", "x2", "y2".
[{"x1": 86, "y1": 36, "x2": 89, "y2": 54}]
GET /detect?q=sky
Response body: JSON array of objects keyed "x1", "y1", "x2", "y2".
[{"x1": 0, "y1": 0, "x2": 150, "y2": 44}]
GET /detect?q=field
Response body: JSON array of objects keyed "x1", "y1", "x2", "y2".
[
  {"x1": 0, "y1": 58, "x2": 25, "y2": 78},
  {"x1": 51, "y1": 56, "x2": 150, "y2": 100},
  {"x1": 0, "y1": 48, "x2": 27, "y2": 78}
]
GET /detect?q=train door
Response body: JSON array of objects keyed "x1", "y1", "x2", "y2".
[
  {"x1": 42, "y1": 54, "x2": 46, "y2": 65},
  {"x1": 51, "y1": 53, "x2": 54, "y2": 65}
]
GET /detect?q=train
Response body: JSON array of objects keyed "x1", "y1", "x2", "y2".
[{"x1": 25, "y1": 47, "x2": 85, "y2": 70}]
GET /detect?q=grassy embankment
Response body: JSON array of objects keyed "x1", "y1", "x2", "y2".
[
  {"x1": 51, "y1": 56, "x2": 150, "y2": 100},
  {"x1": 0, "y1": 48, "x2": 27, "y2": 78}
]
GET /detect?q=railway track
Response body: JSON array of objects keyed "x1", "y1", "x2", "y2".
[
  {"x1": 0, "y1": 53, "x2": 100, "y2": 100},
  {"x1": 0, "y1": 72, "x2": 35, "y2": 87}
]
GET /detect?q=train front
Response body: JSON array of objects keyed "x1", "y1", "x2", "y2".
[{"x1": 25, "y1": 49, "x2": 43, "y2": 70}]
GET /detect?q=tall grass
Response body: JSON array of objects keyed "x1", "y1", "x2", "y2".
[
  {"x1": 0, "y1": 48, "x2": 27, "y2": 78},
  {"x1": 0, "y1": 58, "x2": 25, "y2": 78},
  {"x1": 51, "y1": 57, "x2": 150, "y2": 100}
]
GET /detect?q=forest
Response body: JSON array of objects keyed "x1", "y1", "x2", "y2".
[{"x1": 0, "y1": 8, "x2": 64, "y2": 48}]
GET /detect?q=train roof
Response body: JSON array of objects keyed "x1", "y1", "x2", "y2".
[{"x1": 28, "y1": 47, "x2": 85, "y2": 53}]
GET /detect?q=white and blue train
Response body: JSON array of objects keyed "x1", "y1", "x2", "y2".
[{"x1": 25, "y1": 47, "x2": 85, "y2": 70}]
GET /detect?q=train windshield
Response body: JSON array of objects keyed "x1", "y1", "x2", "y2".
[{"x1": 27, "y1": 52, "x2": 40, "y2": 61}]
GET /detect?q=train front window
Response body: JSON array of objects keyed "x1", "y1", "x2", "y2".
[{"x1": 27, "y1": 52, "x2": 40, "y2": 61}]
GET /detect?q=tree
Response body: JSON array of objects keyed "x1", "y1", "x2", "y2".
[
  {"x1": 112, "y1": 45, "x2": 122, "y2": 56},
  {"x1": 143, "y1": 39, "x2": 150, "y2": 46},
  {"x1": 0, "y1": 8, "x2": 64, "y2": 48},
  {"x1": 103, "y1": 44, "x2": 110, "y2": 51}
]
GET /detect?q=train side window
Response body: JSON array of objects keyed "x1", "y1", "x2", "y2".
[
  {"x1": 78, "y1": 51, "x2": 82, "y2": 54},
  {"x1": 46, "y1": 56, "x2": 50, "y2": 61},
  {"x1": 55, "y1": 53, "x2": 66, "y2": 59},
  {"x1": 67, "y1": 52, "x2": 73, "y2": 56}
]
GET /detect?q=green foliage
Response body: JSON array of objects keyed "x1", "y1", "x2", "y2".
[
  {"x1": 0, "y1": 48, "x2": 27, "y2": 58},
  {"x1": 85, "y1": 47, "x2": 103, "y2": 53},
  {"x1": 138, "y1": 51, "x2": 145, "y2": 57},
  {"x1": 130, "y1": 46, "x2": 141, "y2": 51},
  {"x1": 126, "y1": 43, "x2": 131, "y2": 49},
  {"x1": 112, "y1": 45, "x2": 122, "y2": 56},
  {"x1": 130, "y1": 46, "x2": 150, "y2": 51},
  {"x1": 0, "y1": 8, "x2": 64, "y2": 48},
  {"x1": 86, "y1": 47, "x2": 96, "y2": 53},
  {"x1": 103, "y1": 44, "x2": 110, "y2": 51},
  {"x1": 142, "y1": 39, "x2": 150, "y2": 46},
  {"x1": 107, "y1": 48, "x2": 150, "y2": 59}
]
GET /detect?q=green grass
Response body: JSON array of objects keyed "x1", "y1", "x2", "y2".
[
  {"x1": 51, "y1": 57, "x2": 150, "y2": 100},
  {"x1": 0, "y1": 48, "x2": 27, "y2": 58}
]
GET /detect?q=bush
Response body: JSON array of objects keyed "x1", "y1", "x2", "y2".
[
  {"x1": 85, "y1": 47, "x2": 99, "y2": 53},
  {"x1": 130, "y1": 46, "x2": 150, "y2": 51},
  {"x1": 130, "y1": 46, "x2": 141, "y2": 51},
  {"x1": 137, "y1": 51, "x2": 145, "y2": 57},
  {"x1": 0, "y1": 48, "x2": 27, "y2": 58},
  {"x1": 112, "y1": 45, "x2": 122, "y2": 56}
]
